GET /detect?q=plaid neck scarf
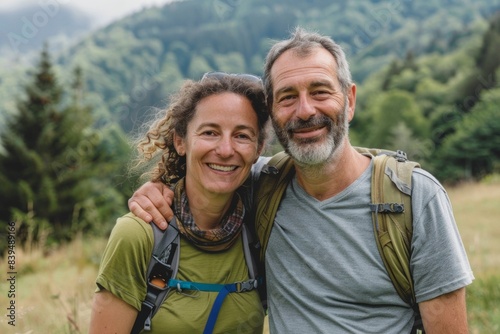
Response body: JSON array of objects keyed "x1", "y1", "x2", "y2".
[{"x1": 172, "y1": 178, "x2": 245, "y2": 252}]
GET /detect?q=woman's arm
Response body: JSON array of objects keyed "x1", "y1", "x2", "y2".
[{"x1": 89, "y1": 290, "x2": 138, "y2": 334}]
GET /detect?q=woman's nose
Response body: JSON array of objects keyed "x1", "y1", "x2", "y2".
[{"x1": 215, "y1": 137, "x2": 235, "y2": 157}]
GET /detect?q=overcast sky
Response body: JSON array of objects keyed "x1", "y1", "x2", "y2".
[{"x1": 0, "y1": 0, "x2": 173, "y2": 26}]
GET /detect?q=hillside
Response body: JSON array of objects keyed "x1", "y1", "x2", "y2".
[
  {"x1": 0, "y1": 3, "x2": 94, "y2": 131},
  {"x1": 1, "y1": 0, "x2": 499, "y2": 128},
  {"x1": 56, "y1": 0, "x2": 499, "y2": 132},
  {"x1": 0, "y1": 0, "x2": 499, "y2": 182},
  {"x1": 0, "y1": 4, "x2": 93, "y2": 58}
]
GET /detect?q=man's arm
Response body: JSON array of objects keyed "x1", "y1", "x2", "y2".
[
  {"x1": 128, "y1": 181, "x2": 174, "y2": 230},
  {"x1": 419, "y1": 287, "x2": 469, "y2": 334}
]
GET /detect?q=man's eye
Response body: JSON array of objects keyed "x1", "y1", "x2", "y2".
[
  {"x1": 312, "y1": 90, "x2": 333, "y2": 98},
  {"x1": 278, "y1": 95, "x2": 296, "y2": 106},
  {"x1": 280, "y1": 95, "x2": 295, "y2": 101},
  {"x1": 313, "y1": 90, "x2": 328, "y2": 96}
]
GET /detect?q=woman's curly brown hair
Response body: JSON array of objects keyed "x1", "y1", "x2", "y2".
[{"x1": 134, "y1": 75, "x2": 269, "y2": 184}]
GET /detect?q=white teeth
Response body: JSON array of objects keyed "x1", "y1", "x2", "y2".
[{"x1": 208, "y1": 164, "x2": 237, "y2": 172}]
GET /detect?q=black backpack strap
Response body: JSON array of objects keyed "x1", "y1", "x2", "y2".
[{"x1": 131, "y1": 219, "x2": 180, "y2": 334}]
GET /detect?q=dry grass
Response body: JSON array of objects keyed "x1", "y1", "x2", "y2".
[
  {"x1": 0, "y1": 180, "x2": 498, "y2": 333},
  {"x1": 0, "y1": 235, "x2": 106, "y2": 333},
  {"x1": 447, "y1": 180, "x2": 500, "y2": 278}
]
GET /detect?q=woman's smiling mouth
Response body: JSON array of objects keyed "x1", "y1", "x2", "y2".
[{"x1": 208, "y1": 163, "x2": 238, "y2": 172}]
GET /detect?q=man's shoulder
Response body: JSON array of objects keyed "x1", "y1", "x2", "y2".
[{"x1": 411, "y1": 167, "x2": 446, "y2": 192}]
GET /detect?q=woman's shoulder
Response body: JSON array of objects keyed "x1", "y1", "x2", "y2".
[
  {"x1": 109, "y1": 212, "x2": 154, "y2": 246},
  {"x1": 101, "y1": 212, "x2": 155, "y2": 274}
]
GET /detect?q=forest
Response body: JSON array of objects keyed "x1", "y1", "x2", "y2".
[{"x1": 0, "y1": 0, "x2": 499, "y2": 250}]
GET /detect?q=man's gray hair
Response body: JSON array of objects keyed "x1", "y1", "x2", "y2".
[{"x1": 263, "y1": 27, "x2": 353, "y2": 108}]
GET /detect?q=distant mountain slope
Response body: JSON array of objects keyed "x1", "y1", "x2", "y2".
[
  {"x1": 0, "y1": 4, "x2": 94, "y2": 131},
  {"x1": 0, "y1": 4, "x2": 93, "y2": 57},
  {"x1": 1, "y1": 0, "x2": 499, "y2": 133}
]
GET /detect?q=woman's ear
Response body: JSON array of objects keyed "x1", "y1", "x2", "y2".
[
  {"x1": 173, "y1": 132, "x2": 186, "y2": 156},
  {"x1": 255, "y1": 143, "x2": 264, "y2": 163}
]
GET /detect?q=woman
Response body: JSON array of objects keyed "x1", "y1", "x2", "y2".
[{"x1": 89, "y1": 73, "x2": 269, "y2": 334}]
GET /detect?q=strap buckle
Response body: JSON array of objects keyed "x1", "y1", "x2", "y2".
[
  {"x1": 148, "y1": 257, "x2": 173, "y2": 291},
  {"x1": 370, "y1": 203, "x2": 405, "y2": 213},
  {"x1": 235, "y1": 279, "x2": 258, "y2": 292},
  {"x1": 261, "y1": 165, "x2": 279, "y2": 175},
  {"x1": 395, "y1": 150, "x2": 408, "y2": 162}
]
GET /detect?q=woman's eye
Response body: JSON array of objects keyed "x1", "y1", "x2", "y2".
[
  {"x1": 202, "y1": 130, "x2": 217, "y2": 136},
  {"x1": 236, "y1": 133, "x2": 252, "y2": 140}
]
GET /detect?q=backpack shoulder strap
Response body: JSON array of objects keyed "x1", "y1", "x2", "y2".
[
  {"x1": 131, "y1": 219, "x2": 180, "y2": 334},
  {"x1": 254, "y1": 147, "x2": 423, "y2": 330},
  {"x1": 254, "y1": 151, "x2": 295, "y2": 262},
  {"x1": 133, "y1": 218, "x2": 262, "y2": 334},
  {"x1": 368, "y1": 149, "x2": 420, "y2": 308},
  {"x1": 241, "y1": 223, "x2": 258, "y2": 280}
]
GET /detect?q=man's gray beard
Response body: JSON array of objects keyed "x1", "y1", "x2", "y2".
[{"x1": 273, "y1": 102, "x2": 349, "y2": 166}]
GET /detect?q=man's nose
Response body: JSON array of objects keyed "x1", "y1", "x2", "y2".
[{"x1": 296, "y1": 95, "x2": 316, "y2": 120}]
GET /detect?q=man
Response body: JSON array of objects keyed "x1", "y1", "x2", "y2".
[{"x1": 128, "y1": 28, "x2": 474, "y2": 333}]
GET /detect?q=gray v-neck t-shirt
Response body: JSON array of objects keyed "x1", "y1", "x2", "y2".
[{"x1": 265, "y1": 161, "x2": 473, "y2": 333}]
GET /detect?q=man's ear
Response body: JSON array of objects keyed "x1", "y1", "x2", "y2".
[
  {"x1": 347, "y1": 83, "x2": 357, "y2": 122},
  {"x1": 173, "y1": 132, "x2": 186, "y2": 156}
]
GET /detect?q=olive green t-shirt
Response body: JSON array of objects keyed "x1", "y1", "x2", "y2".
[{"x1": 96, "y1": 213, "x2": 264, "y2": 334}]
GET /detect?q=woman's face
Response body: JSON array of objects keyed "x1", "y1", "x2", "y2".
[{"x1": 174, "y1": 92, "x2": 261, "y2": 198}]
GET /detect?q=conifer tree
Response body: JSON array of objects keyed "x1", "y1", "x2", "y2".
[{"x1": 0, "y1": 45, "x2": 129, "y2": 248}]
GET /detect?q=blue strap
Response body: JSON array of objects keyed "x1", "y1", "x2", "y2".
[
  {"x1": 203, "y1": 285, "x2": 232, "y2": 334},
  {"x1": 168, "y1": 278, "x2": 257, "y2": 293},
  {"x1": 168, "y1": 279, "x2": 235, "y2": 292},
  {"x1": 167, "y1": 278, "x2": 257, "y2": 334}
]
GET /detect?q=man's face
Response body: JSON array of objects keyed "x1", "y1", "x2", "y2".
[{"x1": 269, "y1": 47, "x2": 355, "y2": 165}]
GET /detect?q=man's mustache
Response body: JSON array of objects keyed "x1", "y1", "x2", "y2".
[{"x1": 285, "y1": 115, "x2": 332, "y2": 133}]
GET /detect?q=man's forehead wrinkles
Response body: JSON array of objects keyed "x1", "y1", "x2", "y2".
[{"x1": 274, "y1": 72, "x2": 335, "y2": 93}]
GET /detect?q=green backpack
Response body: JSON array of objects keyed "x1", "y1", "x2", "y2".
[{"x1": 254, "y1": 147, "x2": 424, "y2": 333}]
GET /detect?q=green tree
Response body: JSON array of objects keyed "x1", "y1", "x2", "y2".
[
  {"x1": 214, "y1": 52, "x2": 246, "y2": 73},
  {"x1": 0, "y1": 46, "x2": 128, "y2": 250},
  {"x1": 381, "y1": 59, "x2": 402, "y2": 91},
  {"x1": 476, "y1": 12, "x2": 500, "y2": 84},
  {"x1": 364, "y1": 90, "x2": 430, "y2": 149},
  {"x1": 187, "y1": 55, "x2": 213, "y2": 79},
  {"x1": 386, "y1": 123, "x2": 432, "y2": 164},
  {"x1": 435, "y1": 88, "x2": 500, "y2": 182}
]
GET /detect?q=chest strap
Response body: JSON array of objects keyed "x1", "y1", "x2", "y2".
[{"x1": 167, "y1": 278, "x2": 259, "y2": 334}]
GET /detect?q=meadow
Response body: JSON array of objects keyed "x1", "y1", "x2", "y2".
[{"x1": 1, "y1": 180, "x2": 499, "y2": 333}]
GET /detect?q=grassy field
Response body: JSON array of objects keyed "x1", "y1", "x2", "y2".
[{"x1": 1, "y1": 180, "x2": 499, "y2": 333}]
